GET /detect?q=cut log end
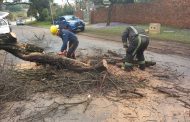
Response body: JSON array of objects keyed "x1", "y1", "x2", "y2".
[{"x1": 103, "y1": 59, "x2": 108, "y2": 68}]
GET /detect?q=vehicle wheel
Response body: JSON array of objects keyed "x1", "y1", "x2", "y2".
[
  {"x1": 81, "y1": 27, "x2": 85, "y2": 32},
  {"x1": 73, "y1": 31, "x2": 77, "y2": 34}
]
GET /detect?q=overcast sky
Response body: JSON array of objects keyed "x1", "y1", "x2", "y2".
[
  {"x1": 54, "y1": 0, "x2": 75, "y2": 5},
  {"x1": 4, "y1": 0, "x2": 75, "y2": 4}
]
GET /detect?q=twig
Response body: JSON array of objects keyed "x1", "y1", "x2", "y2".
[
  {"x1": 99, "y1": 73, "x2": 107, "y2": 92},
  {"x1": 0, "y1": 87, "x2": 22, "y2": 98},
  {"x1": 0, "y1": 103, "x2": 14, "y2": 120},
  {"x1": 33, "y1": 32, "x2": 45, "y2": 41},
  {"x1": 107, "y1": 77, "x2": 119, "y2": 90},
  {"x1": 128, "y1": 90, "x2": 144, "y2": 97},
  {"x1": 174, "y1": 86, "x2": 190, "y2": 94},
  {"x1": 156, "y1": 87, "x2": 180, "y2": 97},
  {"x1": 83, "y1": 98, "x2": 92, "y2": 113},
  {"x1": 1, "y1": 52, "x2": 8, "y2": 70},
  {"x1": 177, "y1": 98, "x2": 190, "y2": 108},
  {"x1": 0, "y1": 50, "x2": 146, "y2": 104},
  {"x1": 153, "y1": 74, "x2": 169, "y2": 78}
]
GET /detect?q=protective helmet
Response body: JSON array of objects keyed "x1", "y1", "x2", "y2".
[{"x1": 50, "y1": 25, "x2": 58, "y2": 35}]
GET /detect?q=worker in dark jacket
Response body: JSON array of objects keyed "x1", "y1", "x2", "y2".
[
  {"x1": 50, "y1": 25, "x2": 79, "y2": 59},
  {"x1": 122, "y1": 26, "x2": 149, "y2": 71}
]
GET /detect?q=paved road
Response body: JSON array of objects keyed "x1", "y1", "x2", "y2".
[
  {"x1": 11, "y1": 25, "x2": 190, "y2": 88},
  {"x1": 1, "y1": 25, "x2": 190, "y2": 122}
]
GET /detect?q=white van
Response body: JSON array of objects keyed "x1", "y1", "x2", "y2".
[{"x1": 0, "y1": 12, "x2": 11, "y2": 34}]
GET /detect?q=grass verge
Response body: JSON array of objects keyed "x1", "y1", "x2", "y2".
[
  {"x1": 26, "y1": 21, "x2": 51, "y2": 28},
  {"x1": 26, "y1": 21, "x2": 190, "y2": 44},
  {"x1": 85, "y1": 25, "x2": 190, "y2": 44}
]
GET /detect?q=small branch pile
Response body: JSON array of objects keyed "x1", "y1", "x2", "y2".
[{"x1": 0, "y1": 65, "x2": 146, "y2": 104}]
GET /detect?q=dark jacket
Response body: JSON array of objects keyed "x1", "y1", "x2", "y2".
[
  {"x1": 58, "y1": 29, "x2": 78, "y2": 52},
  {"x1": 122, "y1": 26, "x2": 147, "y2": 48}
]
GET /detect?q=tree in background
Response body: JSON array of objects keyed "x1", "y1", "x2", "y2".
[
  {"x1": 27, "y1": 0, "x2": 53, "y2": 21},
  {"x1": 0, "y1": 0, "x2": 4, "y2": 10},
  {"x1": 62, "y1": 4, "x2": 75, "y2": 15},
  {"x1": 54, "y1": 4, "x2": 75, "y2": 19},
  {"x1": 135, "y1": 0, "x2": 154, "y2": 3},
  {"x1": 41, "y1": 8, "x2": 50, "y2": 21},
  {"x1": 6, "y1": 4, "x2": 23, "y2": 12},
  {"x1": 75, "y1": 0, "x2": 87, "y2": 10}
]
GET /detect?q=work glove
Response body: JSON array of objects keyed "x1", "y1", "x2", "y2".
[{"x1": 57, "y1": 50, "x2": 67, "y2": 56}]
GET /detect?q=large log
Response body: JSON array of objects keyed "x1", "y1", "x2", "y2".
[
  {"x1": 106, "y1": 50, "x2": 156, "y2": 67},
  {"x1": 0, "y1": 33, "x2": 107, "y2": 72}
]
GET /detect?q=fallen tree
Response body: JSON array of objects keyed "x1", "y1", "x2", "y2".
[
  {"x1": 0, "y1": 33, "x2": 156, "y2": 72},
  {"x1": 0, "y1": 33, "x2": 107, "y2": 72}
]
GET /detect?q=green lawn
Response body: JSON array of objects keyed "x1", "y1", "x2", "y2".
[{"x1": 85, "y1": 25, "x2": 190, "y2": 44}]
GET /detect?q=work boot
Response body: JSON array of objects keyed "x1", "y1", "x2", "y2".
[
  {"x1": 121, "y1": 63, "x2": 133, "y2": 71},
  {"x1": 66, "y1": 52, "x2": 76, "y2": 59},
  {"x1": 139, "y1": 64, "x2": 145, "y2": 70},
  {"x1": 71, "y1": 53, "x2": 76, "y2": 59}
]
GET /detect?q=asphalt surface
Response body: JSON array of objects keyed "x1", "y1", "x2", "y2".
[
  {"x1": 1, "y1": 25, "x2": 190, "y2": 122},
  {"x1": 11, "y1": 25, "x2": 190, "y2": 88}
]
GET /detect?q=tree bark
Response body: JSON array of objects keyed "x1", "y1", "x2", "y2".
[
  {"x1": 106, "y1": 50, "x2": 156, "y2": 67},
  {"x1": 106, "y1": 3, "x2": 113, "y2": 26},
  {"x1": 0, "y1": 33, "x2": 107, "y2": 72},
  {"x1": 66, "y1": 0, "x2": 72, "y2": 7}
]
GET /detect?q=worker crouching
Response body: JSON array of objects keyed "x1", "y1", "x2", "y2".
[
  {"x1": 122, "y1": 26, "x2": 149, "y2": 71},
  {"x1": 50, "y1": 25, "x2": 79, "y2": 59}
]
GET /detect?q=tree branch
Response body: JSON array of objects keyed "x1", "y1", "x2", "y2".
[{"x1": 0, "y1": 33, "x2": 107, "y2": 72}]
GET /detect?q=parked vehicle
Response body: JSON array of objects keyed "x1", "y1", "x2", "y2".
[
  {"x1": 53, "y1": 15, "x2": 85, "y2": 32},
  {"x1": 16, "y1": 19, "x2": 25, "y2": 25},
  {"x1": 0, "y1": 12, "x2": 11, "y2": 34}
]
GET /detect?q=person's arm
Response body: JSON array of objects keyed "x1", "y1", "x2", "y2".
[
  {"x1": 60, "y1": 32, "x2": 69, "y2": 52},
  {"x1": 122, "y1": 28, "x2": 129, "y2": 48}
]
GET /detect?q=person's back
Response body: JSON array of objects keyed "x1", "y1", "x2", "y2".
[
  {"x1": 123, "y1": 26, "x2": 146, "y2": 43},
  {"x1": 59, "y1": 29, "x2": 78, "y2": 43}
]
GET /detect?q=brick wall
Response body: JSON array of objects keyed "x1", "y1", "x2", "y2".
[
  {"x1": 90, "y1": 0, "x2": 190, "y2": 28},
  {"x1": 74, "y1": 10, "x2": 84, "y2": 20}
]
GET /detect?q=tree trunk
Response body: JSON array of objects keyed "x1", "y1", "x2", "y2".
[
  {"x1": 66, "y1": 0, "x2": 72, "y2": 7},
  {"x1": 0, "y1": 33, "x2": 107, "y2": 72},
  {"x1": 106, "y1": 3, "x2": 113, "y2": 26},
  {"x1": 106, "y1": 50, "x2": 156, "y2": 67}
]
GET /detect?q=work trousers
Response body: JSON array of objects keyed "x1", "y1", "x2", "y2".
[{"x1": 67, "y1": 40, "x2": 79, "y2": 59}]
